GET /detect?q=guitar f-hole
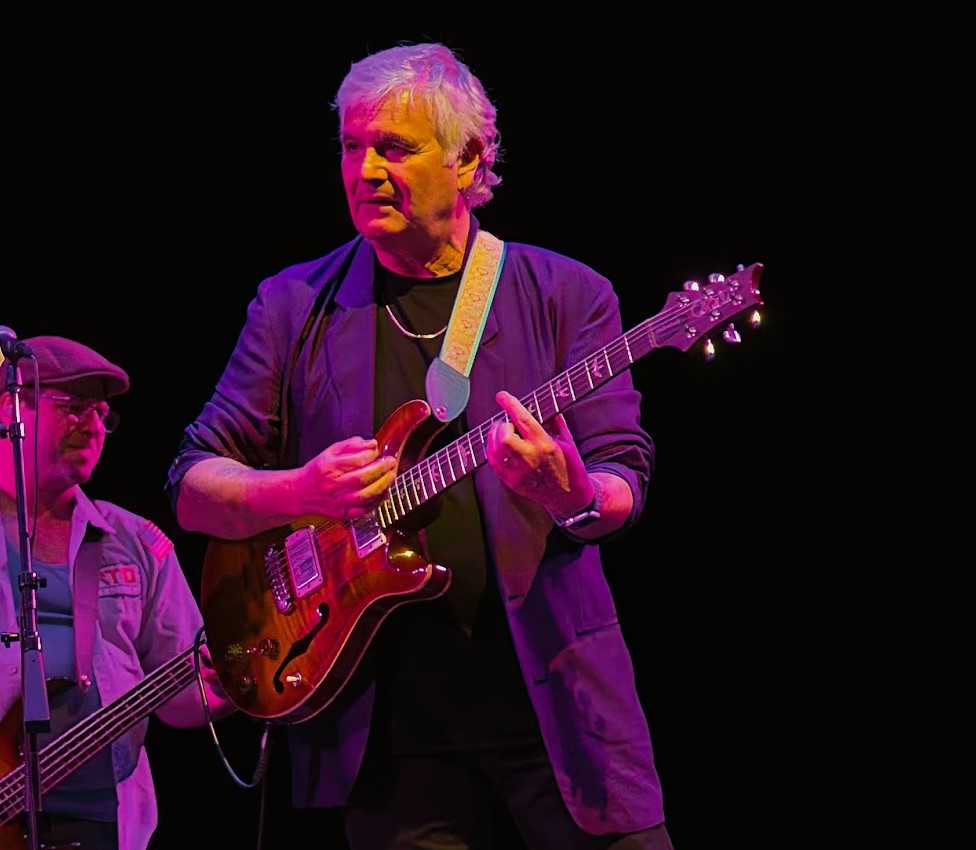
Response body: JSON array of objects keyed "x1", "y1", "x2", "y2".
[{"x1": 271, "y1": 603, "x2": 330, "y2": 694}]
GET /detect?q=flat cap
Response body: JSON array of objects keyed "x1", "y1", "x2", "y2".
[{"x1": 17, "y1": 335, "x2": 130, "y2": 398}]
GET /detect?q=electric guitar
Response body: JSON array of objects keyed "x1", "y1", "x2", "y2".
[
  {"x1": 0, "y1": 645, "x2": 201, "y2": 848},
  {"x1": 200, "y1": 262, "x2": 765, "y2": 724}
]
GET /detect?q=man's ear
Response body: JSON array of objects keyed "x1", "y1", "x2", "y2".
[{"x1": 457, "y1": 138, "x2": 483, "y2": 188}]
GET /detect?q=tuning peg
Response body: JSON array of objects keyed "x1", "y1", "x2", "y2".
[
  {"x1": 722, "y1": 323, "x2": 742, "y2": 345},
  {"x1": 703, "y1": 338, "x2": 716, "y2": 361},
  {"x1": 749, "y1": 310, "x2": 761, "y2": 329}
]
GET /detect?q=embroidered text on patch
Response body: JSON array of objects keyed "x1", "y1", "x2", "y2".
[
  {"x1": 139, "y1": 520, "x2": 174, "y2": 559},
  {"x1": 99, "y1": 564, "x2": 142, "y2": 595}
]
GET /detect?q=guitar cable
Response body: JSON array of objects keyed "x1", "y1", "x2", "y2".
[
  {"x1": 190, "y1": 626, "x2": 276, "y2": 850},
  {"x1": 191, "y1": 626, "x2": 275, "y2": 790}
]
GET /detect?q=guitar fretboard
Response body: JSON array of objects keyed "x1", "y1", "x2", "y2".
[
  {"x1": 338, "y1": 260, "x2": 763, "y2": 540},
  {"x1": 0, "y1": 645, "x2": 199, "y2": 824}
]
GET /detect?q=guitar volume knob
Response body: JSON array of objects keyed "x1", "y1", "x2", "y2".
[
  {"x1": 223, "y1": 644, "x2": 245, "y2": 664},
  {"x1": 259, "y1": 638, "x2": 281, "y2": 659}
]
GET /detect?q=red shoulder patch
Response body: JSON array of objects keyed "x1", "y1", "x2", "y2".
[{"x1": 139, "y1": 520, "x2": 174, "y2": 559}]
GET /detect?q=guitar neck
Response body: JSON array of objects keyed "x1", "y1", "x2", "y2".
[
  {"x1": 378, "y1": 316, "x2": 662, "y2": 527},
  {"x1": 0, "y1": 645, "x2": 199, "y2": 824},
  {"x1": 367, "y1": 260, "x2": 763, "y2": 531}
]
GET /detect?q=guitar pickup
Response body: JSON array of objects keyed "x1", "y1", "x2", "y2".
[
  {"x1": 283, "y1": 526, "x2": 325, "y2": 598},
  {"x1": 353, "y1": 513, "x2": 387, "y2": 559}
]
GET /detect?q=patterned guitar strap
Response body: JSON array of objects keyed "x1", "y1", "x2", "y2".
[{"x1": 425, "y1": 230, "x2": 506, "y2": 422}]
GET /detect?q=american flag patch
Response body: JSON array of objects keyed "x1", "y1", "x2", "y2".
[{"x1": 139, "y1": 520, "x2": 174, "y2": 559}]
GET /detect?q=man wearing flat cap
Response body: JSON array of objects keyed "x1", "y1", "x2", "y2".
[{"x1": 0, "y1": 336, "x2": 235, "y2": 850}]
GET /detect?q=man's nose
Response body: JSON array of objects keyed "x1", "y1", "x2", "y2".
[{"x1": 360, "y1": 148, "x2": 388, "y2": 179}]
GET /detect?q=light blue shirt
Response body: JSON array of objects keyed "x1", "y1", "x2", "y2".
[
  {"x1": 1, "y1": 489, "x2": 207, "y2": 850},
  {"x1": 7, "y1": 540, "x2": 117, "y2": 819}
]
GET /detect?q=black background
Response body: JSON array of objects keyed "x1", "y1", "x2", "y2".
[{"x1": 2, "y1": 16, "x2": 834, "y2": 850}]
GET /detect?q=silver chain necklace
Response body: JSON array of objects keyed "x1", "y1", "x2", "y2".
[{"x1": 384, "y1": 303, "x2": 448, "y2": 340}]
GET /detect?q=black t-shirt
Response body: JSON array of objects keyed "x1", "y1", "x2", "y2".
[{"x1": 371, "y1": 264, "x2": 540, "y2": 752}]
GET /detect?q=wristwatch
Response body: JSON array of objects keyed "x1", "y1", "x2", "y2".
[{"x1": 551, "y1": 479, "x2": 603, "y2": 530}]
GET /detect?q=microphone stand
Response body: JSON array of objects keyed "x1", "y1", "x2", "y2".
[{"x1": 0, "y1": 352, "x2": 49, "y2": 850}]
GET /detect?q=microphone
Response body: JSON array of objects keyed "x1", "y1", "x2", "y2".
[{"x1": 0, "y1": 326, "x2": 32, "y2": 361}]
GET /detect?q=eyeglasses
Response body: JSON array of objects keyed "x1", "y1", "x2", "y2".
[{"x1": 37, "y1": 391, "x2": 121, "y2": 434}]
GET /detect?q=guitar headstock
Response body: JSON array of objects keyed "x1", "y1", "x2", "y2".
[{"x1": 658, "y1": 262, "x2": 764, "y2": 358}]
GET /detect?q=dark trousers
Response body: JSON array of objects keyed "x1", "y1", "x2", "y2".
[
  {"x1": 24, "y1": 812, "x2": 118, "y2": 850},
  {"x1": 344, "y1": 743, "x2": 673, "y2": 850}
]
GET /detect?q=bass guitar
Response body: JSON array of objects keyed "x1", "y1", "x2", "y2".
[
  {"x1": 0, "y1": 645, "x2": 201, "y2": 848},
  {"x1": 200, "y1": 262, "x2": 765, "y2": 723}
]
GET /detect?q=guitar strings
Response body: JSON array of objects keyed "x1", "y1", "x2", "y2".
[{"x1": 0, "y1": 649, "x2": 198, "y2": 821}]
